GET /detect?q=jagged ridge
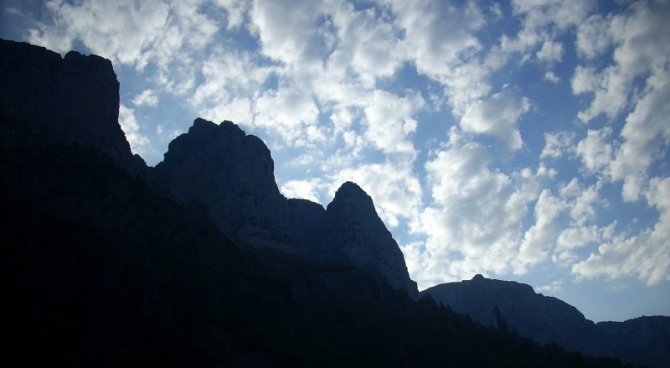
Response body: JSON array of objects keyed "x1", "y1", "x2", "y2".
[
  {"x1": 153, "y1": 117, "x2": 418, "y2": 297},
  {"x1": 0, "y1": 38, "x2": 659, "y2": 367}
]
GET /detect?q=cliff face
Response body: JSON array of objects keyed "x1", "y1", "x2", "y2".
[
  {"x1": 0, "y1": 39, "x2": 144, "y2": 172},
  {"x1": 153, "y1": 118, "x2": 418, "y2": 296},
  {"x1": 154, "y1": 119, "x2": 292, "y2": 250},
  {"x1": 324, "y1": 182, "x2": 418, "y2": 297},
  {"x1": 424, "y1": 275, "x2": 670, "y2": 368}
]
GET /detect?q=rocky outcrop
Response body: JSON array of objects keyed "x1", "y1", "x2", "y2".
[
  {"x1": 324, "y1": 182, "x2": 418, "y2": 297},
  {"x1": 424, "y1": 275, "x2": 670, "y2": 368},
  {"x1": 0, "y1": 38, "x2": 144, "y2": 172},
  {"x1": 153, "y1": 119, "x2": 418, "y2": 296},
  {"x1": 153, "y1": 119, "x2": 292, "y2": 250}
]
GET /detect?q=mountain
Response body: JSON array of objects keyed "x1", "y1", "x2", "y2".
[
  {"x1": 0, "y1": 37, "x2": 641, "y2": 367},
  {"x1": 0, "y1": 39, "x2": 145, "y2": 174},
  {"x1": 424, "y1": 275, "x2": 670, "y2": 368},
  {"x1": 154, "y1": 118, "x2": 291, "y2": 250},
  {"x1": 153, "y1": 117, "x2": 417, "y2": 297},
  {"x1": 323, "y1": 182, "x2": 418, "y2": 295}
]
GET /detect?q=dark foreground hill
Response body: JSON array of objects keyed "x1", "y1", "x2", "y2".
[
  {"x1": 425, "y1": 275, "x2": 670, "y2": 368},
  {"x1": 0, "y1": 38, "x2": 636, "y2": 367}
]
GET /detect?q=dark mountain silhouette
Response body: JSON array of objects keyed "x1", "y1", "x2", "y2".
[
  {"x1": 153, "y1": 117, "x2": 417, "y2": 296},
  {"x1": 323, "y1": 181, "x2": 418, "y2": 295},
  {"x1": 424, "y1": 275, "x2": 670, "y2": 368},
  {"x1": 0, "y1": 38, "x2": 145, "y2": 174},
  {"x1": 0, "y1": 37, "x2": 647, "y2": 367}
]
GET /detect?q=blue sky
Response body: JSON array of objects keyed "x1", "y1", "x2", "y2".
[{"x1": 2, "y1": 0, "x2": 669, "y2": 322}]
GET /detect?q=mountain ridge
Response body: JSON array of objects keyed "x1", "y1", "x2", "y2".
[
  {"x1": 153, "y1": 116, "x2": 418, "y2": 297},
  {"x1": 0, "y1": 37, "x2": 662, "y2": 367},
  {"x1": 424, "y1": 275, "x2": 670, "y2": 368}
]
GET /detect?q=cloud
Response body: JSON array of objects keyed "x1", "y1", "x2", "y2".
[
  {"x1": 572, "y1": 178, "x2": 670, "y2": 286},
  {"x1": 362, "y1": 89, "x2": 423, "y2": 157},
  {"x1": 460, "y1": 87, "x2": 530, "y2": 151},
  {"x1": 212, "y1": 0, "x2": 249, "y2": 30},
  {"x1": 544, "y1": 71, "x2": 560, "y2": 83},
  {"x1": 541, "y1": 131, "x2": 575, "y2": 159},
  {"x1": 407, "y1": 129, "x2": 542, "y2": 286},
  {"x1": 518, "y1": 189, "x2": 565, "y2": 273},
  {"x1": 132, "y1": 89, "x2": 159, "y2": 107},
  {"x1": 254, "y1": 87, "x2": 321, "y2": 145},
  {"x1": 29, "y1": 0, "x2": 171, "y2": 68},
  {"x1": 119, "y1": 104, "x2": 151, "y2": 156},
  {"x1": 573, "y1": 1, "x2": 670, "y2": 123},
  {"x1": 576, "y1": 14, "x2": 613, "y2": 59},
  {"x1": 536, "y1": 40, "x2": 564, "y2": 63},
  {"x1": 576, "y1": 127, "x2": 613, "y2": 174},
  {"x1": 609, "y1": 71, "x2": 670, "y2": 186},
  {"x1": 502, "y1": 0, "x2": 596, "y2": 62},
  {"x1": 250, "y1": 0, "x2": 323, "y2": 65},
  {"x1": 279, "y1": 178, "x2": 324, "y2": 203},
  {"x1": 537, "y1": 280, "x2": 563, "y2": 294},
  {"x1": 387, "y1": 0, "x2": 490, "y2": 114},
  {"x1": 328, "y1": 2, "x2": 405, "y2": 86}
]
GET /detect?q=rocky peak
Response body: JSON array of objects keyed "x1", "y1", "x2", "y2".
[
  {"x1": 324, "y1": 182, "x2": 418, "y2": 297},
  {"x1": 153, "y1": 118, "x2": 290, "y2": 250},
  {"x1": 0, "y1": 39, "x2": 143, "y2": 172},
  {"x1": 327, "y1": 181, "x2": 377, "y2": 220}
]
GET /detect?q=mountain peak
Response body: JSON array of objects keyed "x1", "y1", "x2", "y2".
[
  {"x1": 154, "y1": 119, "x2": 288, "y2": 248},
  {"x1": 325, "y1": 181, "x2": 418, "y2": 297},
  {"x1": 328, "y1": 181, "x2": 376, "y2": 218},
  {"x1": 472, "y1": 274, "x2": 485, "y2": 281}
]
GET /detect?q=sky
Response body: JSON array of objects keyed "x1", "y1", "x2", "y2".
[{"x1": 1, "y1": 0, "x2": 669, "y2": 322}]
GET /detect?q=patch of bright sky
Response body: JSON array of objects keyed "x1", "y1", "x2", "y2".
[{"x1": 1, "y1": 0, "x2": 668, "y2": 322}]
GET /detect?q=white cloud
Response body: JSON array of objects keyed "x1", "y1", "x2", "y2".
[
  {"x1": 576, "y1": 127, "x2": 613, "y2": 174},
  {"x1": 537, "y1": 40, "x2": 564, "y2": 63},
  {"x1": 329, "y1": 2, "x2": 404, "y2": 86},
  {"x1": 119, "y1": 104, "x2": 151, "y2": 156},
  {"x1": 190, "y1": 46, "x2": 275, "y2": 125},
  {"x1": 30, "y1": 0, "x2": 171, "y2": 68},
  {"x1": 537, "y1": 280, "x2": 563, "y2": 293},
  {"x1": 254, "y1": 87, "x2": 321, "y2": 145},
  {"x1": 609, "y1": 72, "x2": 670, "y2": 185},
  {"x1": 572, "y1": 181, "x2": 670, "y2": 286},
  {"x1": 544, "y1": 71, "x2": 560, "y2": 83},
  {"x1": 503, "y1": 0, "x2": 596, "y2": 61},
  {"x1": 250, "y1": 0, "x2": 323, "y2": 65},
  {"x1": 280, "y1": 178, "x2": 323, "y2": 203},
  {"x1": 212, "y1": 0, "x2": 249, "y2": 30},
  {"x1": 571, "y1": 65, "x2": 599, "y2": 95},
  {"x1": 387, "y1": 0, "x2": 490, "y2": 114},
  {"x1": 574, "y1": 1, "x2": 670, "y2": 123},
  {"x1": 541, "y1": 131, "x2": 575, "y2": 159},
  {"x1": 557, "y1": 225, "x2": 600, "y2": 251},
  {"x1": 460, "y1": 87, "x2": 530, "y2": 151},
  {"x1": 362, "y1": 89, "x2": 424, "y2": 157},
  {"x1": 408, "y1": 129, "x2": 542, "y2": 286},
  {"x1": 518, "y1": 189, "x2": 565, "y2": 272},
  {"x1": 576, "y1": 14, "x2": 613, "y2": 59},
  {"x1": 132, "y1": 89, "x2": 159, "y2": 107}
]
